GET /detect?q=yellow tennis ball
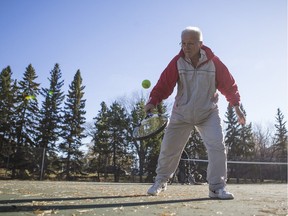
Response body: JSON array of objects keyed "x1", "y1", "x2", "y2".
[{"x1": 142, "y1": 79, "x2": 151, "y2": 89}]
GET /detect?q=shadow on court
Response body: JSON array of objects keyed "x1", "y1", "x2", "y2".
[{"x1": 0, "y1": 196, "x2": 212, "y2": 213}]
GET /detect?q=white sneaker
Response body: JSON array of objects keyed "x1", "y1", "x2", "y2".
[
  {"x1": 209, "y1": 188, "x2": 234, "y2": 199},
  {"x1": 147, "y1": 180, "x2": 168, "y2": 196}
]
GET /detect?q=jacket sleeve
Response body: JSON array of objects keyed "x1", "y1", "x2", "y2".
[
  {"x1": 213, "y1": 56, "x2": 241, "y2": 106},
  {"x1": 147, "y1": 55, "x2": 179, "y2": 106}
]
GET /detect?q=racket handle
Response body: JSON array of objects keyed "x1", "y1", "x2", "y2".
[
  {"x1": 156, "y1": 104, "x2": 164, "y2": 115},
  {"x1": 145, "y1": 104, "x2": 163, "y2": 116}
]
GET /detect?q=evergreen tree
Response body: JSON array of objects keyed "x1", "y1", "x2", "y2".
[
  {"x1": 224, "y1": 105, "x2": 241, "y2": 159},
  {"x1": 107, "y1": 101, "x2": 130, "y2": 182},
  {"x1": 59, "y1": 70, "x2": 86, "y2": 180},
  {"x1": 273, "y1": 108, "x2": 287, "y2": 160},
  {"x1": 185, "y1": 127, "x2": 207, "y2": 182},
  {"x1": 92, "y1": 101, "x2": 111, "y2": 179},
  {"x1": 13, "y1": 64, "x2": 40, "y2": 178},
  {"x1": 186, "y1": 127, "x2": 206, "y2": 159},
  {"x1": 239, "y1": 122, "x2": 255, "y2": 158},
  {"x1": 272, "y1": 108, "x2": 287, "y2": 182},
  {"x1": 224, "y1": 104, "x2": 255, "y2": 182},
  {"x1": 237, "y1": 105, "x2": 255, "y2": 159},
  {"x1": 0, "y1": 66, "x2": 18, "y2": 167},
  {"x1": 37, "y1": 63, "x2": 65, "y2": 179},
  {"x1": 224, "y1": 105, "x2": 243, "y2": 183}
]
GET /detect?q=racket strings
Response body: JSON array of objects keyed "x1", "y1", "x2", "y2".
[{"x1": 133, "y1": 115, "x2": 168, "y2": 139}]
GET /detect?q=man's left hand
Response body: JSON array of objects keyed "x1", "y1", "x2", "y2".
[{"x1": 234, "y1": 106, "x2": 246, "y2": 125}]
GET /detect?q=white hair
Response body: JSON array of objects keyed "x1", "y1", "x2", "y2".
[{"x1": 181, "y1": 26, "x2": 203, "y2": 42}]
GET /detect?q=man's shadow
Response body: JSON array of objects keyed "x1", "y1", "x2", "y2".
[{"x1": 0, "y1": 194, "x2": 213, "y2": 212}]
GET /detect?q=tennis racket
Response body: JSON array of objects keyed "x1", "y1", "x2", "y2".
[{"x1": 133, "y1": 112, "x2": 169, "y2": 140}]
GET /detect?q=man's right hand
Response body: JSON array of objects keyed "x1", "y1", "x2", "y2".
[{"x1": 144, "y1": 103, "x2": 155, "y2": 113}]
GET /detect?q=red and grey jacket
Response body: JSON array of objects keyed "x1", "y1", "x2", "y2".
[{"x1": 148, "y1": 45, "x2": 241, "y2": 123}]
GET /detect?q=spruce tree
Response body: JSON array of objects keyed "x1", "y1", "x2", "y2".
[
  {"x1": 185, "y1": 127, "x2": 207, "y2": 182},
  {"x1": 224, "y1": 105, "x2": 242, "y2": 183},
  {"x1": 272, "y1": 108, "x2": 287, "y2": 182},
  {"x1": 186, "y1": 127, "x2": 206, "y2": 159},
  {"x1": 0, "y1": 66, "x2": 18, "y2": 167},
  {"x1": 37, "y1": 63, "x2": 65, "y2": 179},
  {"x1": 224, "y1": 105, "x2": 241, "y2": 159},
  {"x1": 273, "y1": 108, "x2": 287, "y2": 160},
  {"x1": 107, "y1": 101, "x2": 130, "y2": 182},
  {"x1": 13, "y1": 64, "x2": 40, "y2": 178},
  {"x1": 60, "y1": 70, "x2": 86, "y2": 180},
  {"x1": 224, "y1": 104, "x2": 255, "y2": 182},
  {"x1": 92, "y1": 101, "x2": 111, "y2": 180},
  {"x1": 237, "y1": 105, "x2": 255, "y2": 159}
]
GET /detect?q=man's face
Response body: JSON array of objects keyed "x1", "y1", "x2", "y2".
[{"x1": 181, "y1": 32, "x2": 202, "y2": 59}]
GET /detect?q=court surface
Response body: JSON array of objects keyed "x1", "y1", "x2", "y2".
[{"x1": 0, "y1": 180, "x2": 287, "y2": 216}]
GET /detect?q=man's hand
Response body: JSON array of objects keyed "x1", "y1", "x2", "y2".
[
  {"x1": 234, "y1": 106, "x2": 246, "y2": 125},
  {"x1": 144, "y1": 103, "x2": 155, "y2": 113},
  {"x1": 211, "y1": 92, "x2": 219, "y2": 103}
]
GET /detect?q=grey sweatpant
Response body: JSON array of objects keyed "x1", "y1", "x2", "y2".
[{"x1": 155, "y1": 108, "x2": 227, "y2": 191}]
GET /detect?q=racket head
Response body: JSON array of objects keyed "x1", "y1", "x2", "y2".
[{"x1": 133, "y1": 114, "x2": 168, "y2": 140}]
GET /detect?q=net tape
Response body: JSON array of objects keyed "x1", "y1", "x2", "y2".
[{"x1": 181, "y1": 158, "x2": 287, "y2": 165}]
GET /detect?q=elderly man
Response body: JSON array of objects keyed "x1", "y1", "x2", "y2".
[{"x1": 145, "y1": 26, "x2": 246, "y2": 199}]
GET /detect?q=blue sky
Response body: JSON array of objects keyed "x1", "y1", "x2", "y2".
[{"x1": 0, "y1": 0, "x2": 287, "y2": 129}]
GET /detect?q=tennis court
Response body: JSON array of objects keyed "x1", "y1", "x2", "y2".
[{"x1": 0, "y1": 180, "x2": 287, "y2": 216}]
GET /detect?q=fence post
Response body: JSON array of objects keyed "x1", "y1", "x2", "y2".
[{"x1": 40, "y1": 147, "x2": 46, "y2": 180}]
